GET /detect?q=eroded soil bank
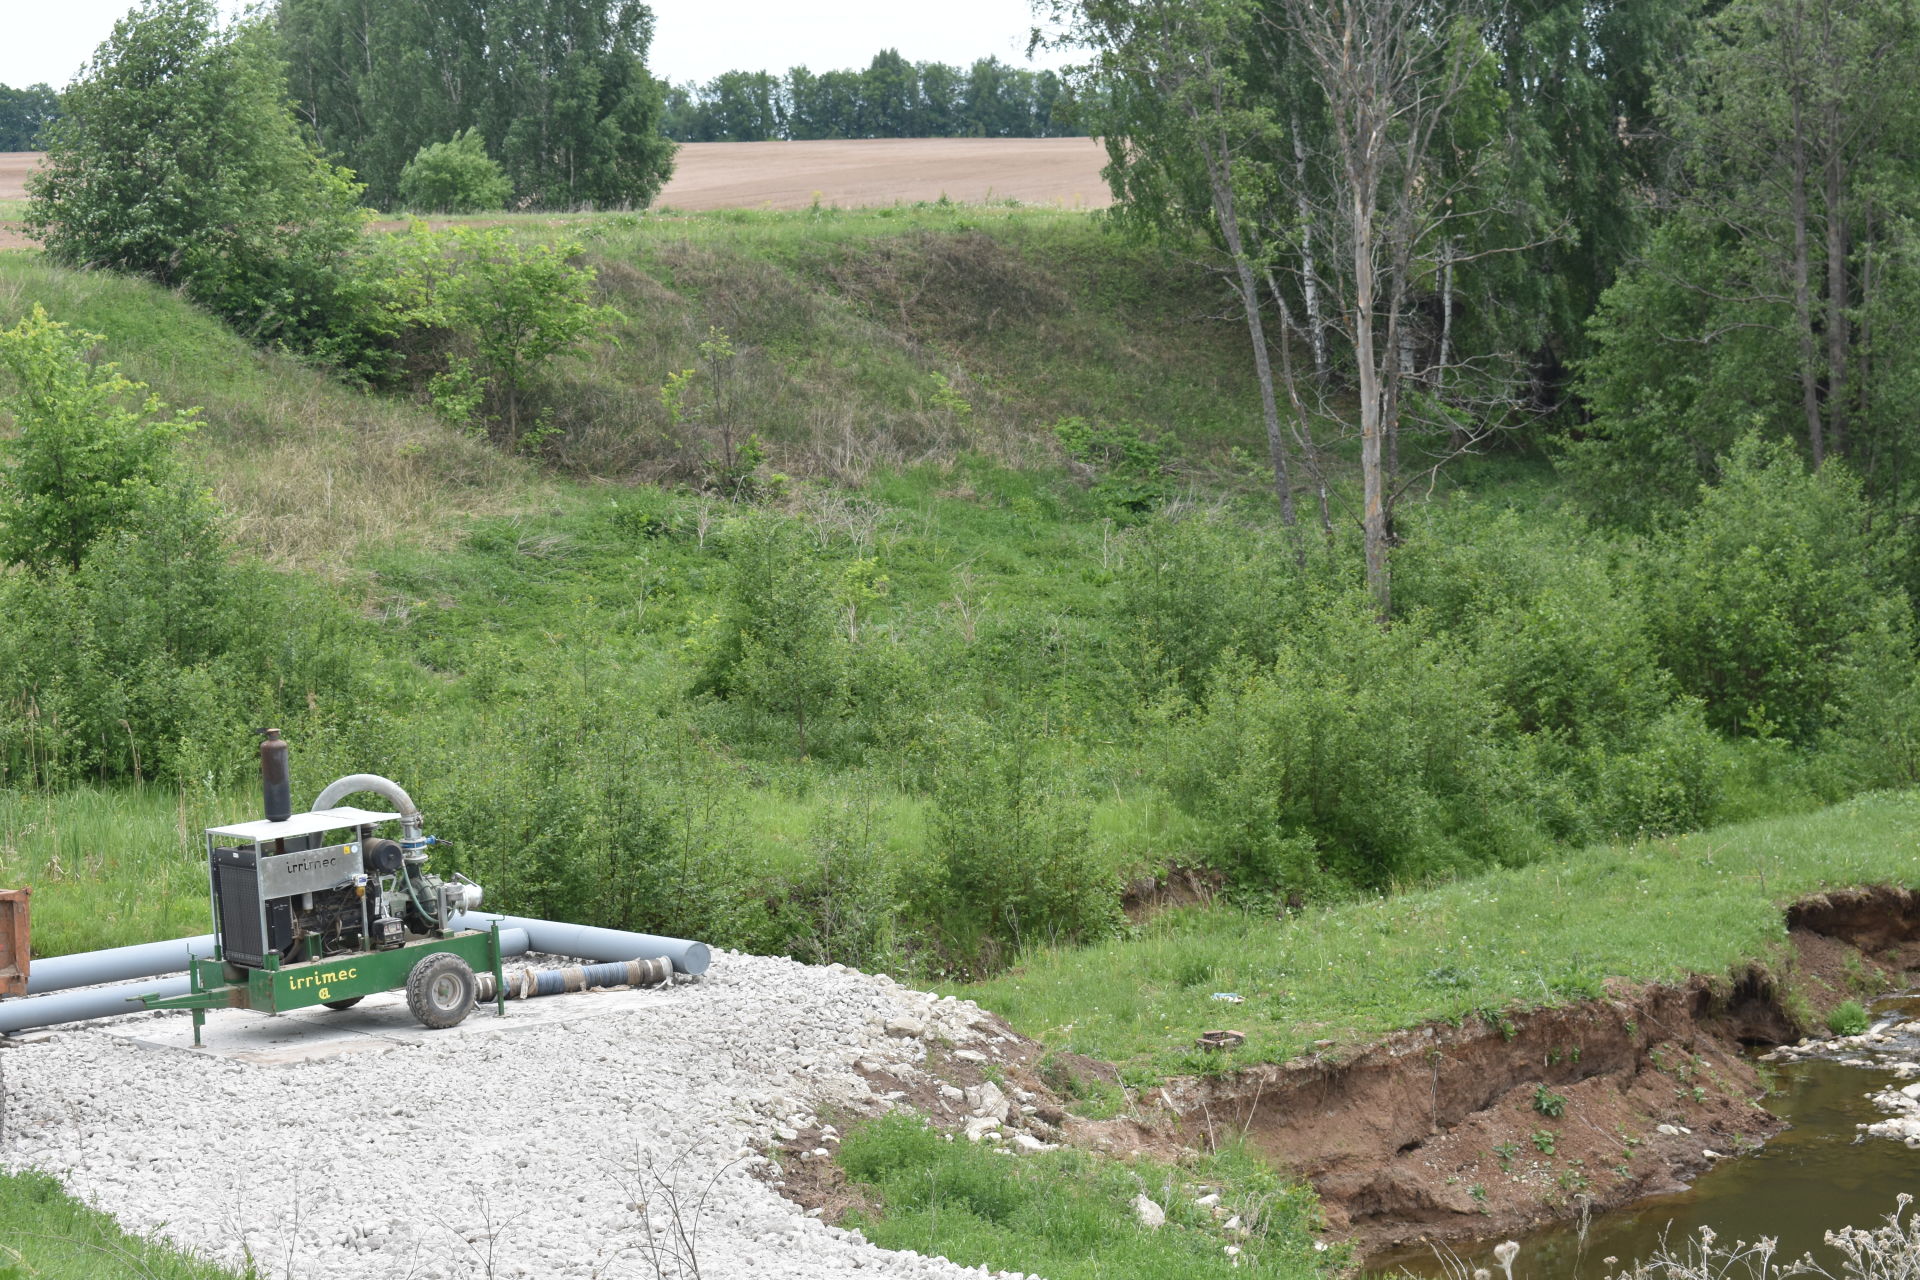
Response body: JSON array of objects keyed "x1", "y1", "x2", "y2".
[{"x1": 1149, "y1": 886, "x2": 1920, "y2": 1256}]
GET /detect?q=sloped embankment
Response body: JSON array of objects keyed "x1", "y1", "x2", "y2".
[{"x1": 1150, "y1": 887, "x2": 1920, "y2": 1254}]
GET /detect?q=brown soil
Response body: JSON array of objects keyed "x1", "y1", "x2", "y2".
[
  {"x1": 657, "y1": 138, "x2": 1110, "y2": 212},
  {"x1": 0, "y1": 138, "x2": 1109, "y2": 250},
  {"x1": 1122, "y1": 865, "x2": 1225, "y2": 923}
]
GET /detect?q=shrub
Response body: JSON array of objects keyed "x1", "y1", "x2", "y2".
[
  {"x1": 907, "y1": 716, "x2": 1118, "y2": 973},
  {"x1": 1647, "y1": 436, "x2": 1912, "y2": 745},
  {"x1": 376, "y1": 225, "x2": 621, "y2": 448},
  {"x1": 1827, "y1": 1000, "x2": 1870, "y2": 1036},
  {"x1": 1118, "y1": 511, "x2": 1329, "y2": 701},
  {"x1": 0, "y1": 307, "x2": 202, "y2": 571},
  {"x1": 396, "y1": 129, "x2": 512, "y2": 213},
  {"x1": 1165, "y1": 596, "x2": 1537, "y2": 893}
]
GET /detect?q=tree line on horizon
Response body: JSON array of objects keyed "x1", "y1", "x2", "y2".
[
  {"x1": 661, "y1": 50, "x2": 1084, "y2": 142},
  {"x1": 0, "y1": 84, "x2": 59, "y2": 151}
]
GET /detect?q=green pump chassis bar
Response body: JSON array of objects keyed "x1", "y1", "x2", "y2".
[{"x1": 142, "y1": 924, "x2": 508, "y2": 1046}]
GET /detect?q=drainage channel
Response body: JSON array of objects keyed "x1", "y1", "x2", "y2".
[{"x1": 1374, "y1": 995, "x2": 1920, "y2": 1280}]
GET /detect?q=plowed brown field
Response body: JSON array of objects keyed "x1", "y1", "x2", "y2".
[{"x1": 0, "y1": 138, "x2": 1109, "y2": 250}]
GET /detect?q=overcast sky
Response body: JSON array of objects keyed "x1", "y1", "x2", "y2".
[{"x1": 2, "y1": 1, "x2": 1075, "y2": 91}]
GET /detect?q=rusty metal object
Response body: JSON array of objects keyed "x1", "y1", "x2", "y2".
[{"x1": 0, "y1": 888, "x2": 29, "y2": 998}]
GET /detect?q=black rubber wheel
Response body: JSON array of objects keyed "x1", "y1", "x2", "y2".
[
  {"x1": 405, "y1": 952, "x2": 476, "y2": 1030},
  {"x1": 321, "y1": 997, "x2": 365, "y2": 1011}
]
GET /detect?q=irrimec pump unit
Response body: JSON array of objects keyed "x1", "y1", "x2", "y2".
[{"x1": 143, "y1": 732, "x2": 506, "y2": 1043}]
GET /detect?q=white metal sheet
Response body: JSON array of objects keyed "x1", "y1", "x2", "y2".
[{"x1": 205, "y1": 806, "x2": 401, "y2": 842}]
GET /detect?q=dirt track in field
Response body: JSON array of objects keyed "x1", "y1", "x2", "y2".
[{"x1": 0, "y1": 139, "x2": 1109, "y2": 249}]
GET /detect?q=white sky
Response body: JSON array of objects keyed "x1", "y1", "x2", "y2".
[{"x1": 1, "y1": 1, "x2": 1075, "y2": 91}]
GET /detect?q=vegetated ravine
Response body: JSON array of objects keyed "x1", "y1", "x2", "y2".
[{"x1": 1144, "y1": 887, "x2": 1920, "y2": 1261}]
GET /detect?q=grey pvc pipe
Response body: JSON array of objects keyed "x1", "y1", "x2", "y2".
[
  {"x1": 27, "y1": 935, "x2": 216, "y2": 995},
  {"x1": 449, "y1": 912, "x2": 710, "y2": 976},
  {"x1": 0, "y1": 976, "x2": 190, "y2": 1033},
  {"x1": 312, "y1": 774, "x2": 424, "y2": 845}
]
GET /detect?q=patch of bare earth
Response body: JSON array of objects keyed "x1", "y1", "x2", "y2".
[{"x1": 774, "y1": 888, "x2": 1920, "y2": 1264}]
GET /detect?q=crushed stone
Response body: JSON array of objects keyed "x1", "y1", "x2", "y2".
[{"x1": 1, "y1": 951, "x2": 1049, "y2": 1280}]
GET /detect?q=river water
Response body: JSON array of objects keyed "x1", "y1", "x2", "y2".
[{"x1": 1376, "y1": 997, "x2": 1920, "y2": 1280}]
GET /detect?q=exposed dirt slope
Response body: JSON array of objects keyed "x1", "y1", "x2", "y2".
[{"x1": 1140, "y1": 886, "x2": 1920, "y2": 1256}]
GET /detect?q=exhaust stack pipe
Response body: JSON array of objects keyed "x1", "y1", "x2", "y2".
[{"x1": 259, "y1": 728, "x2": 291, "y2": 823}]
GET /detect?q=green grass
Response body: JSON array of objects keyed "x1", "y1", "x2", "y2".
[
  {"x1": 963, "y1": 790, "x2": 1920, "y2": 1080},
  {"x1": 0, "y1": 784, "x2": 240, "y2": 954},
  {"x1": 836, "y1": 1114, "x2": 1334, "y2": 1279},
  {"x1": 0, "y1": 1170, "x2": 242, "y2": 1279}
]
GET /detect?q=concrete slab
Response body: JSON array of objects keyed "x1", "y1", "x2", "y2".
[{"x1": 102, "y1": 979, "x2": 683, "y2": 1065}]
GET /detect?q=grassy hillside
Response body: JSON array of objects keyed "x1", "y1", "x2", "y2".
[{"x1": 965, "y1": 790, "x2": 1920, "y2": 1080}]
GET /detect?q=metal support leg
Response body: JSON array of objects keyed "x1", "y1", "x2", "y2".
[{"x1": 490, "y1": 922, "x2": 506, "y2": 1019}]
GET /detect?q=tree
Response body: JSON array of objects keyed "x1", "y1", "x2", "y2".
[
  {"x1": 25, "y1": 0, "x2": 365, "y2": 351},
  {"x1": 378, "y1": 227, "x2": 622, "y2": 448},
  {"x1": 1054, "y1": 0, "x2": 1303, "y2": 533},
  {"x1": 0, "y1": 83, "x2": 59, "y2": 151},
  {"x1": 1567, "y1": 0, "x2": 1920, "y2": 523},
  {"x1": 397, "y1": 129, "x2": 512, "y2": 212},
  {"x1": 278, "y1": 0, "x2": 677, "y2": 209},
  {"x1": 0, "y1": 308, "x2": 202, "y2": 572}
]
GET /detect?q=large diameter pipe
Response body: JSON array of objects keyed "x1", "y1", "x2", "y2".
[
  {"x1": 0, "y1": 976, "x2": 190, "y2": 1033},
  {"x1": 27, "y1": 935, "x2": 216, "y2": 995},
  {"x1": 449, "y1": 912, "x2": 710, "y2": 976}
]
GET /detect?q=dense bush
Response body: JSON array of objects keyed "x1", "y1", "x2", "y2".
[
  {"x1": 906, "y1": 717, "x2": 1117, "y2": 973},
  {"x1": 0, "y1": 308, "x2": 202, "y2": 572},
  {"x1": 1165, "y1": 598, "x2": 1534, "y2": 892},
  {"x1": 1646, "y1": 436, "x2": 1911, "y2": 744},
  {"x1": 397, "y1": 130, "x2": 513, "y2": 214}
]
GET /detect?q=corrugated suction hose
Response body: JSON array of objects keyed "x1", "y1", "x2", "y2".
[{"x1": 474, "y1": 955, "x2": 673, "y2": 1003}]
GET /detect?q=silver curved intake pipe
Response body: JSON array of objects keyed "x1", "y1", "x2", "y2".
[{"x1": 313, "y1": 773, "x2": 424, "y2": 847}]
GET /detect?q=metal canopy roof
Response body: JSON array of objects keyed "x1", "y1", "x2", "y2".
[{"x1": 205, "y1": 806, "x2": 401, "y2": 842}]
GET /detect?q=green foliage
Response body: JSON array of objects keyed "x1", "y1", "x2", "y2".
[
  {"x1": 1054, "y1": 416, "x2": 1170, "y2": 517},
  {"x1": 0, "y1": 307, "x2": 202, "y2": 572},
  {"x1": 397, "y1": 129, "x2": 513, "y2": 213},
  {"x1": 0, "y1": 1169, "x2": 241, "y2": 1280},
  {"x1": 376, "y1": 225, "x2": 621, "y2": 446},
  {"x1": 1646, "y1": 436, "x2": 1911, "y2": 744},
  {"x1": 666, "y1": 53, "x2": 1078, "y2": 142},
  {"x1": 277, "y1": 0, "x2": 676, "y2": 209},
  {"x1": 1827, "y1": 1000, "x2": 1870, "y2": 1036},
  {"x1": 908, "y1": 717, "x2": 1117, "y2": 973},
  {"x1": 26, "y1": 0, "x2": 367, "y2": 353},
  {"x1": 1119, "y1": 511, "x2": 1325, "y2": 701},
  {"x1": 698, "y1": 518, "x2": 849, "y2": 752},
  {"x1": 0, "y1": 82, "x2": 59, "y2": 151},
  {"x1": 1533, "y1": 1085, "x2": 1567, "y2": 1118},
  {"x1": 837, "y1": 1115, "x2": 1327, "y2": 1280},
  {"x1": 1166, "y1": 597, "x2": 1533, "y2": 892}
]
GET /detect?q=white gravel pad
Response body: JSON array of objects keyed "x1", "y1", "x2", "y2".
[{"x1": 0, "y1": 951, "x2": 1041, "y2": 1280}]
